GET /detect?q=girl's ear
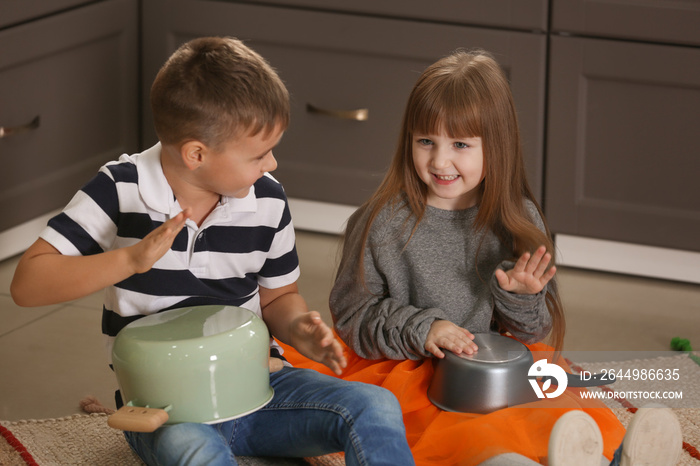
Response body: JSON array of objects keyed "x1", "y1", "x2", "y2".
[{"x1": 180, "y1": 140, "x2": 207, "y2": 170}]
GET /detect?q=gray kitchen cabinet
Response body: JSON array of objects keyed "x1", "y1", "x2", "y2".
[
  {"x1": 0, "y1": 0, "x2": 94, "y2": 29},
  {"x1": 0, "y1": 0, "x2": 139, "y2": 233},
  {"x1": 142, "y1": 0, "x2": 547, "y2": 205},
  {"x1": 242, "y1": 0, "x2": 549, "y2": 32},
  {"x1": 551, "y1": 0, "x2": 700, "y2": 47},
  {"x1": 546, "y1": 5, "x2": 700, "y2": 253},
  {"x1": 2, "y1": 0, "x2": 696, "y2": 275}
]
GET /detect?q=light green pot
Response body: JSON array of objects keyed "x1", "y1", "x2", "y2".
[{"x1": 112, "y1": 305, "x2": 273, "y2": 426}]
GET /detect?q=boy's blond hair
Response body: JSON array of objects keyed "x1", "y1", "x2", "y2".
[{"x1": 151, "y1": 36, "x2": 290, "y2": 149}]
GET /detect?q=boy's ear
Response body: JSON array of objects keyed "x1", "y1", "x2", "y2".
[{"x1": 180, "y1": 140, "x2": 207, "y2": 170}]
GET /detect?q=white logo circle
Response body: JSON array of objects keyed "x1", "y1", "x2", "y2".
[{"x1": 528, "y1": 359, "x2": 568, "y2": 398}]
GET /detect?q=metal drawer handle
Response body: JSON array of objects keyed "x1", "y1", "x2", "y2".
[
  {"x1": 0, "y1": 116, "x2": 41, "y2": 139},
  {"x1": 306, "y1": 103, "x2": 368, "y2": 121}
]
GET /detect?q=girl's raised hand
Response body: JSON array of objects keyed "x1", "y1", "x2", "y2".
[
  {"x1": 425, "y1": 320, "x2": 477, "y2": 358},
  {"x1": 495, "y1": 245, "x2": 556, "y2": 295}
]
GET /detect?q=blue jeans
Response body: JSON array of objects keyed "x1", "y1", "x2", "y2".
[
  {"x1": 124, "y1": 366, "x2": 414, "y2": 466},
  {"x1": 609, "y1": 443, "x2": 623, "y2": 465}
]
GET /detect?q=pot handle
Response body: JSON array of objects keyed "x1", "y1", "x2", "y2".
[
  {"x1": 541, "y1": 371, "x2": 616, "y2": 388},
  {"x1": 107, "y1": 403, "x2": 172, "y2": 432}
]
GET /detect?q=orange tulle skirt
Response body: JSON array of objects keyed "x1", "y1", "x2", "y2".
[{"x1": 277, "y1": 339, "x2": 625, "y2": 466}]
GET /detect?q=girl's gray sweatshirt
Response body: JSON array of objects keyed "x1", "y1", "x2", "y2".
[{"x1": 330, "y1": 199, "x2": 553, "y2": 360}]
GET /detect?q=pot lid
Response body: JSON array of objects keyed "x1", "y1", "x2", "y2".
[{"x1": 451, "y1": 333, "x2": 529, "y2": 364}]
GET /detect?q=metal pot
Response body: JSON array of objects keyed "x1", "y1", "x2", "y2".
[
  {"x1": 428, "y1": 333, "x2": 538, "y2": 414},
  {"x1": 109, "y1": 305, "x2": 273, "y2": 432}
]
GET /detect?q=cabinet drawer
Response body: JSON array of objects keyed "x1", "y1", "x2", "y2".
[
  {"x1": 0, "y1": 0, "x2": 139, "y2": 232},
  {"x1": 552, "y1": 0, "x2": 700, "y2": 47},
  {"x1": 0, "y1": 0, "x2": 95, "y2": 29},
  {"x1": 143, "y1": 0, "x2": 546, "y2": 205},
  {"x1": 239, "y1": 0, "x2": 549, "y2": 32},
  {"x1": 545, "y1": 36, "x2": 700, "y2": 252}
]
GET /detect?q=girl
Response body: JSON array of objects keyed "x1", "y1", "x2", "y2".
[
  {"x1": 281, "y1": 50, "x2": 681, "y2": 465},
  {"x1": 330, "y1": 49, "x2": 563, "y2": 363}
]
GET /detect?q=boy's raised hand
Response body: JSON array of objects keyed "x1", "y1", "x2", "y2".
[
  {"x1": 11, "y1": 209, "x2": 192, "y2": 307},
  {"x1": 495, "y1": 245, "x2": 556, "y2": 295},
  {"x1": 126, "y1": 209, "x2": 190, "y2": 274},
  {"x1": 289, "y1": 311, "x2": 347, "y2": 375}
]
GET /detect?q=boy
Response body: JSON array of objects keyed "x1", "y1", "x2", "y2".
[{"x1": 11, "y1": 37, "x2": 414, "y2": 466}]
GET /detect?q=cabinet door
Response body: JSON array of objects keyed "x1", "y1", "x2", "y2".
[
  {"x1": 0, "y1": 0, "x2": 93, "y2": 29},
  {"x1": 552, "y1": 0, "x2": 700, "y2": 47},
  {"x1": 242, "y1": 0, "x2": 549, "y2": 32},
  {"x1": 545, "y1": 36, "x2": 700, "y2": 252},
  {"x1": 0, "y1": 0, "x2": 139, "y2": 233},
  {"x1": 143, "y1": 0, "x2": 546, "y2": 205}
]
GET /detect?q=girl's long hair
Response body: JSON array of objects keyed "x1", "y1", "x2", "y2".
[{"x1": 345, "y1": 49, "x2": 565, "y2": 351}]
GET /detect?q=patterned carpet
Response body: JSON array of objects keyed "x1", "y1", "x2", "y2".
[
  {"x1": 0, "y1": 412, "x2": 344, "y2": 466},
  {"x1": 569, "y1": 352, "x2": 700, "y2": 465},
  {"x1": 2, "y1": 352, "x2": 698, "y2": 465}
]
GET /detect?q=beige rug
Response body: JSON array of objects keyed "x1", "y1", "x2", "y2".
[
  {"x1": 0, "y1": 413, "x2": 344, "y2": 466},
  {"x1": 2, "y1": 353, "x2": 698, "y2": 465},
  {"x1": 570, "y1": 352, "x2": 700, "y2": 465},
  {"x1": 0, "y1": 414, "x2": 142, "y2": 466}
]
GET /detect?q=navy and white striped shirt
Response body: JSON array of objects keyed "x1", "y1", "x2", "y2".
[{"x1": 41, "y1": 143, "x2": 300, "y2": 358}]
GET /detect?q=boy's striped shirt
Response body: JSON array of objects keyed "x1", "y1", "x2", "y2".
[{"x1": 40, "y1": 143, "x2": 299, "y2": 359}]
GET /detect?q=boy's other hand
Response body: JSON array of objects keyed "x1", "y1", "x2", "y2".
[
  {"x1": 289, "y1": 311, "x2": 347, "y2": 375},
  {"x1": 127, "y1": 209, "x2": 191, "y2": 274},
  {"x1": 269, "y1": 357, "x2": 285, "y2": 373},
  {"x1": 425, "y1": 320, "x2": 477, "y2": 359}
]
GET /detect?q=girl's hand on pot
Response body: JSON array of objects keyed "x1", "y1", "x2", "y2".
[
  {"x1": 425, "y1": 320, "x2": 477, "y2": 358},
  {"x1": 495, "y1": 246, "x2": 556, "y2": 295}
]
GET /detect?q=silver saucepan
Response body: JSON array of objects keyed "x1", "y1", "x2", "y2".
[
  {"x1": 428, "y1": 333, "x2": 537, "y2": 414},
  {"x1": 428, "y1": 333, "x2": 614, "y2": 414}
]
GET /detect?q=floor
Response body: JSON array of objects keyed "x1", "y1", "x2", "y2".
[{"x1": 1, "y1": 230, "x2": 700, "y2": 422}]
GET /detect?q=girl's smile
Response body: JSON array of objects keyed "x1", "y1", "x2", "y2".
[
  {"x1": 412, "y1": 131, "x2": 485, "y2": 210},
  {"x1": 432, "y1": 173, "x2": 460, "y2": 184}
]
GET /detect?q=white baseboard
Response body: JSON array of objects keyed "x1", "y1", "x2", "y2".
[
  {"x1": 0, "y1": 199, "x2": 356, "y2": 261},
  {"x1": 0, "y1": 209, "x2": 61, "y2": 262},
  {"x1": 288, "y1": 198, "x2": 357, "y2": 235},
  {"x1": 555, "y1": 234, "x2": 700, "y2": 284},
  {"x1": 4, "y1": 202, "x2": 699, "y2": 285},
  {"x1": 289, "y1": 198, "x2": 700, "y2": 285}
]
